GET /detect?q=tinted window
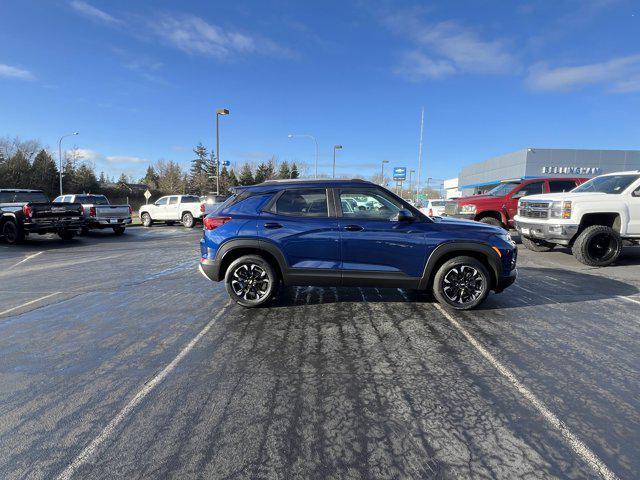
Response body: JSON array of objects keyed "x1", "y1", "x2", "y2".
[
  {"x1": 274, "y1": 189, "x2": 328, "y2": 217},
  {"x1": 168, "y1": 196, "x2": 179, "y2": 205},
  {"x1": 75, "y1": 195, "x2": 109, "y2": 205},
  {"x1": 573, "y1": 175, "x2": 640, "y2": 194},
  {"x1": 155, "y1": 197, "x2": 169, "y2": 206},
  {"x1": 340, "y1": 189, "x2": 402, "y2": 219},
  {"x1": 181, "y1": 195, "x2": 200, "y2": 203},
  {"x1": 0, "y1": 192, "x2": 14, "y2": 202},
  {"x1": 12, "y1": 191, "x2": 50, "y2": 203},
  {"x1": 516, "y1": 181, "x2": 544, "y2": 197},
  {"x1": 549, "y1": 180, "x2": 577, "y2": 193}
]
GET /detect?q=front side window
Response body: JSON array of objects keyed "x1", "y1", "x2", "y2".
[
  {"x1": 339, "y1": 189, "x2": 403, "y2": 219},
  {"x1": 274, "y1": 189, "x2": 328, "y2": 217},
  {"x1": 573, "y1": 175, "x2": 640, "y2": 194},
  {"x1": 155, "y1": 197, "x2": 168, "y2": 206},
  {"x1": 549, "y1": 180, "x2": 577, "y2": 193},
  {"x1": 514, "y1": 181, "x2": 544, "y2": 197}
]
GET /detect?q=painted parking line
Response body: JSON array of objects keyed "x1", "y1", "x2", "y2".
[
  {"x1": 0, "y1": 292, "x2": 61, "y2": 317},
  {"x1": 433, "y1": 303, "x2": 619, "y2": 480},
  {"x1": 56, "y1": 304, "x2": 231, "y2": 480},
  {"x1": 8, "y1": 251, "x2": 43, "y2": 270},
  {"x1": 618, "y1": 295, "x2": 640, "y2": 306}
]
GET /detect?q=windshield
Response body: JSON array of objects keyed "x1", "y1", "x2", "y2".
[
  {"x1": 572, "y1": 175, "x2": 639, "y2": 194},
  {"x1": 486, "y1": 182, "x2": 520, "y2": 197},
  {"x1": 0, "y1": 191, "x2": 49, "y2": 203},
  {"x1": 75, "y1": 195, "x2": 109, "y2": 205}
]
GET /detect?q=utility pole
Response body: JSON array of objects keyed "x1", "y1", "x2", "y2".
[
  {"x1": 416, "y1": 107, "x2": 424, "y2": 202},
  {"x1": 215, "y1": 109, "x2": 230, "y2": 195},
  {"x1": 332, "y1": 145, "x2": 343, "y2": 179}
]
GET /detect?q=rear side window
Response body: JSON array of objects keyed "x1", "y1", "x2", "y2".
[
  {"x1": 274, "y1": 189, "x2": 328, "y2": 217},
  {"x1": 549, "y1": 180, "x2": 577, "y2": 193},
  {"x1": 168, "y1": 196, "x2": 179, "y2": 205}
]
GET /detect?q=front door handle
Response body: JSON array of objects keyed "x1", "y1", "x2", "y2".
[
  {"x1": 264, "y1": 222, "x2": 283, "y2": 229},
  {"x1": 344, "y1": 224, "x2": 364, "y2": 231}
]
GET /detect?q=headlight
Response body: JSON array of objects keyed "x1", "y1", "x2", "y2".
[
  {"x1": 460, "y1": 204, "x2": 476, "y2": 214},
  {"x1": 550, "y1": 200, "x2": 571, "y2": 219}
]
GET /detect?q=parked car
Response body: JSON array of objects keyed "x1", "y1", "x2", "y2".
[
  {"x1": 0, "y1": 189, "x2": 84, "y2": 244},
  {"x1": 421, "y1": 199, "x2": 454, "y2": 217},
  {"x1": 139, "y1": 195, "x2": 203, "y2": 228},
  {"x1": 447, "y1": 177, "x2": 587, "y2": 229},
  {"x1": 199, "y1": 194, "x2": 229, "y2": 216},
  {"x1": 53, "y1": 194, "x2": 132, "y2": 235},
  {"x1": 198, "y1": 179, "x2": 517, "y2": 310},
  {"x1": 515, "y1": 171, "x2": 640, "y2": 266}
]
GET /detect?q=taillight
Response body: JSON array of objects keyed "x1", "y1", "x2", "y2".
[
  {"x1": 203, "y1": 216, "x2": 231, "y2": 230},
  {"x1": 89, "y1": 206, "x2": 96, "y2": 217},
  {"x1": 22, "y1": 204, "x2": 32, "y2": 218},
  {"x1": 200, "y1": 203, "x2": 205, "y2": 213},
  {"x1": 128, "y1": 205, "x2": 133, "y2": 215},
  {"x1": 428, "y1": 208, "x2": 433, "y2": 216}
]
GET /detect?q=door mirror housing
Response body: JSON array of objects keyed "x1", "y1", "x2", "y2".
[
  {"x1": 512, "y1": 191, "x2": 526, "y2": 199},
  {"x1": 394, "y1": 209, "x2": 415, "y2": 222}
]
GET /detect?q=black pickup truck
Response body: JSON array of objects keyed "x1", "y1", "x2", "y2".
[{"x1": 0, "y1": 189, "x2": 85, "y2": 244}]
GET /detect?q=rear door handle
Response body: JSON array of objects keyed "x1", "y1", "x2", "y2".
[
  {"x1": 344, "y1": 225, "x2": 364, "y2": 231},
  {"x1": 264, "y1": 222, "x2": 283, "y2": 229}
]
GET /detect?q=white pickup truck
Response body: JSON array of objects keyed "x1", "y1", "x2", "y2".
[
  {"x1": 514, "y1": 171, "x2": 640, "y2": 266},
  {"x1": 53, "y1": 193, "x2": 132, "y2": 235},
  {"x1": 139, "y1": 194, "x2": 204, "y2": 228}
]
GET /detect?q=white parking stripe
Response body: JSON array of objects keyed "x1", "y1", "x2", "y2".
[
  {"x1": 433, "y1": 303, "x2": 619, "y2": 480},
  {"x1": 8, "y1": 251, "x2": 43, "y2": 269},
  {"x1": 0, "y1": 292, "x2": 61, "y2": 317},
  {"x1": 618, "y1": 295, "x2": 640, "y2": 306},
  {"x1": 57, "y1": 305, "x2": 230, "y2": 480}
]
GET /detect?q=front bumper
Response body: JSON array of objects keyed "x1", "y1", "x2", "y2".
[
  {"x1": 495, "y1": 268, "x2": 517, "y2": 293},
  {"x1": 514, "y1": 218, "x2": 578, "y2": 246},
  {"x1": 199, "y1": 258, "x2": 222, "y2": 282}
]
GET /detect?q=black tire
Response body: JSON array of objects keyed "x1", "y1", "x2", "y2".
[
  {"x1": 478, "y1": 216, "x2": 504, "y2": 228},
  {"x1": 80, "y1": 227, "x2": 90, "y2": 235},
  {"x1": 433, "y1": 256, "x2": 491, "y2": 310},
  {"x1": 521, "y1": 236, "x2": 556, "y2": 252},
  {"x1": 225, "y1": 255, "x2": 278, "y2": 307},
  {"x1": 141, "y1": 212, "x2": 152, "y2": 227},
  {"x1": 58, "y1": 230, "x2": 76, "y2": 241},
  {"x1": 572, "y1": 225, "x2": 622, "y2": 267},
  {"x1": 2, "y1": 220, "x2": 25, "y2": 245},
  {"x1": 182, "y1": 212, "x2": 195, "y2": 228},
  {"x1": 113, "y1": 226, "x2": 126, "y2": 235}
]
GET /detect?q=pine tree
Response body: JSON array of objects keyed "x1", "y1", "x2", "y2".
[
  {"x1": 98, "y1": 171, "x2": 106, "y2": 184},
  {"x1": 238, "y1": 163, "x2": 254, "y2": 186},
  {"x1": 76, "y1": 164, "x2": 99, "y2": 193},
  {"x1": 31, "y1": 149, "x2": 59, "y2": 197},
  {"x1": 2, "y1": 150, "x2": 32, "y2": 188},
  {"x1": 266, "y1": 157, "x2": 276, "y2": 180},
  {"x1": 117, "y1": 172, "x2": 129, "y2": 184},
  {"x1": 290, "y1": 162, "x2": 300, "y2": 179},
  {"x1": 277, "y1": 160, "x2": 291, "y2": 179},
  {"x1": 142, "y1": 165, "x2": 159, "y2": 189},
  {"x1": 62, "y1": 157, "x2": 77, "y2": 193},
  {"x1": 228, "y1": 169, "x2": 238, "y2": 189},
  {"x1": 190, "y1": 143, "x2": 210, "y2": 194},
  {"x1": 254, "y1": 162, "x2": 269, "y2": 184}
]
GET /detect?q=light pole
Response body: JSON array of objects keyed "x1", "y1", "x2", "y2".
[
  {"x1": 409, "y1": 169, "x2": 415, "y2": 199},
  {"x1": 332, "y1": 145, "x2": 342, "y2": 178},
  {"x1": 58, "y1": 131, "x2": 79, "y2": 195},
  {"x1": 215, "y1": 108, "x2": 230, "y2": 195},
  {"x1": 288, "y1": 134, "x2": 319, "y2": 178},
  {"x1": 380, "y1": 160, "x2": 389, "y2": 186}
]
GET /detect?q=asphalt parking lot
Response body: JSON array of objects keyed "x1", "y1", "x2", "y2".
[{"x1": 0, "y1": 227, "x2": 638, "y2": 480}]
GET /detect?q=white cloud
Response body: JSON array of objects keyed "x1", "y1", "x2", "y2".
[
  {"x1": 526, "y1": 54, "x2": 640, "y2": 92},
  {"x1": 105, "y1": 155, "x2": 149, "y2": 164},
  {"x1": 69, "y1": 0, "x2": 120, "y2": 25},
  {"x1": 0, "y1": 63, "x2": 35, "y2": 81},
  {"x1": 67, "y1": 149, "x2": 149, "y2": 165},
  {"x1": 149, "y1": 13, "x2": 296, "y2": 59},
  {"x1": 383, "y1": 10, "x2": 516, "y2": 79}
]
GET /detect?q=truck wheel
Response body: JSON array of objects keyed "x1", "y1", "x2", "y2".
[
  {"x1": 572, "y1": 225, "x2": 622, "y2": 267},
  {"x1": 58, "y1": 230, "x2": 76, "y2": 241},
  {"x1": 141, "y1": 213, "x2": 152, "y2": 227},
  {"x1": 225, "y1": 255, "x2": 278, "y2": 307},
  {"x1": 433, "y1": 256, "x2": 490, "y2": 310},
  {"x1": 182, "y1": 212, "x2": 195, "y2": 228},
  {"x1": 479, "y1": 217, "x2": 504, "y2": 229},
  {"x1": 521, "y1": 236, "x2": 556, "y2": 252},
  {"x1": 2, "y1": 220, "x2": 25, "y2": 245},
  {"x1": 113, "y1": 226, "x2": 126, "y2": 235}
]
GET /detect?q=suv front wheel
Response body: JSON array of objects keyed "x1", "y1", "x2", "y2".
[
  {"x1": 225, "y1": 255, "x2": 278, "y2": 307},
  {"x1": 433, "y1": 256, "x2": 491, "y2": 310}
]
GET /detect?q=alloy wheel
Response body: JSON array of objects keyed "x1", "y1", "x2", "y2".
[
  {"x1": 230, "y1": 263, "x2": 270, "y2": 301},
  {"x1": 587, "y1": 233, "x2": 616, "y2": 262},
  {"x1": 442, "y1": 265, "x2": 485, "y2": 305}
]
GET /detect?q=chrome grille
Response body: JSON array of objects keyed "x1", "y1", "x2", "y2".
[{"x1": 519, "y1": 201, "x2": 550, "y2": 219}]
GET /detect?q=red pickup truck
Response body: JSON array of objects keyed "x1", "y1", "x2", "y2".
[{"x1": 448, "y1": 177, "x2": 588, "y2": 229}]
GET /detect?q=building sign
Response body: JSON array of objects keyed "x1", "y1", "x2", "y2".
[
  {"x1": 393, "y1": 167, "x2": 407, "y2": 181},
  {"x1": 541, "y1": 166, "x2": 601, "y2": 175}
]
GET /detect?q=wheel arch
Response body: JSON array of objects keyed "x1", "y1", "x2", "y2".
[
  {"x1": 419, "y1": 241, "x2": 501, "y2": 291},
  {"x1": 578, "y1": 212, "x2": 622, "y2": 234},
  {"x1": 474, "y1": 210, "x2": 505, "y2": 224},
  {"x1": 216, "y1": 239, "x2": 288, "y2": 282}
]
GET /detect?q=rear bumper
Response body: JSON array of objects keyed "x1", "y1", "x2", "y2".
[
  {"x1": 24, "y1": 219, "x2": 84, "y2": 234},
  {"x1": 199, "y1": 258, "x2": 222, "y2": 282},
  {"x1": 88, "y1": 217, "x2": 132, "y2": 228}
]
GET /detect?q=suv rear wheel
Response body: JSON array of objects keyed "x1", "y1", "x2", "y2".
[
  {"x1": 521, "y1": 236, "x2": 555, "y2": 252},
  {"x1": 572, "y1": 225, "x2": 622, "y2": 267},
  {"x1": 225, "y1": 255, "x2": 278, "y2": 307},
  {"x1": 433, "y1": 256, "x2": 490, "y2": 310}
]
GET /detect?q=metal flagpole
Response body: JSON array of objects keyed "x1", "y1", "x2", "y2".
[{"x1": 416, "y1": 107, "x2": 424, "y2": 202}]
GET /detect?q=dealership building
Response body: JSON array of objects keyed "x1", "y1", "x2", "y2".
[{"x1": 453, "y1": 148, "x2": 640, "y2": 197}]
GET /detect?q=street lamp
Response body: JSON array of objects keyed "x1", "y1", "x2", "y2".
[
  {"x1": 288, "y1": 134, "x2": 319, "y2": 178},
  {"x1": 58, "y1": 131, "x2": 79, "y2": 195},
  {"x1": 409, "y1": 169, "x2": 415, "y2": 199},
  {"x1": 215, "y1": 108, "x2": 230, "y2": 195},
  {"x1": 380, "y1": 160, "x2": 389, "y2": 185},
  {"x1": 332, "y1": 145, "x2": 342, "y2": 179}
]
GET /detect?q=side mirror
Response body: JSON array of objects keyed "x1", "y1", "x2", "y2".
[
  {"x1": 394, "y1": 209, "x2": 415, "y2": 222},
  {"x1": 512, "y1": 191, "x2": 526, "y2": 199}
]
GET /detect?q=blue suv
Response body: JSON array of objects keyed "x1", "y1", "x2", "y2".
[{"x1": 199, "y1": 179, "x2": 517, "y2": 310}]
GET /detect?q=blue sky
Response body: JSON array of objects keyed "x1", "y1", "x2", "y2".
[{"x1": 1, "y1": 0, "x2": 639, "y2": 186}]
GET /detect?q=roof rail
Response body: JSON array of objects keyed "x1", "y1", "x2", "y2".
[{"x1": 260, "y1": 178, "x2": 369, "y2": 185}]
